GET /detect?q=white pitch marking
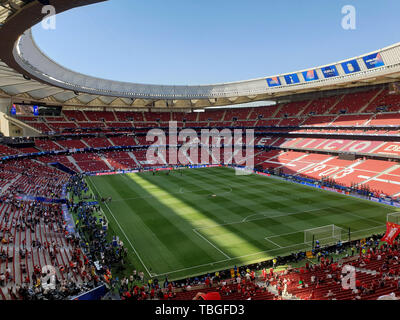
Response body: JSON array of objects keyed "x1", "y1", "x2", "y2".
[
  {"x1": 153, "y1": 224, "x2": 386, "y2": 277},
  {"x1": 88, "y1": 177, "x2": 153, "y2": 278},
  {"x1": 192, "y1": 228, "x2": 231, "y2": 259},
  {"x1": 264, "y1": 238, "x2": 283, "y2": 248}
]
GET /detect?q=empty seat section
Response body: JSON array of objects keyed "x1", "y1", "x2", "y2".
[
  {"x1": 84, "y1": 111, "x2": 116, "y2": 121},
  {"x1": 110, "y1": 136, "x2": 137, "y2": 146},
  {"x1": 329, "y1": 90, "x2": 380, "y2": 114},
  {"x1": 103, "y1": 151, "x2": 138, "y2": 170},
  {"x1": 301, "y1": 96, "x2": 340, "y2": 115},
  {"x1": 331, "y1": 114, "x2": 372, "y2": 126},
  {"x1": 369, "y1": 113, "x2": 400, "y2": 126},
  {"x1": 279, "y1": 117, "x2": 304, "y2": 127},
  {"x1": 83, "y1": 137, "x2": 112, "y2": 148},
  {"x1": 57, "y1": 139, "x2": 87, "y2": 149},
  {"x1": 249, "y1": 106, "x2": 277, "y2": 120},
  {"x1": 364, "y1": 89, "x2": 400, "y2": 112},
  {"x1": 275, "y1": 101, "x2": 309, "y2": 117},
  {"x1": 63, "y1": 110, "x2": 87, "y2": 121},
  {"x1": 302, "y1": 115, "x2": 336, "y2": 126}
]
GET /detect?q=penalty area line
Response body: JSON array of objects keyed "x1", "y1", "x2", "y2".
[
  {"x1": 264, "y1": 237, "x2": 283, "y2": 248},
  {"x1": 146, "y1": 225, "x2": 388, "y2": 278},
  {"x1": 192, "y1": 228, "x2": 231, "y2": 259}
]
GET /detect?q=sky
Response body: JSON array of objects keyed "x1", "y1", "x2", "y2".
[{"x1": 32, "y1": 0, "x2": 400, "y2": 86}]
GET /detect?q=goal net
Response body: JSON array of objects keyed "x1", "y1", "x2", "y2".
[
  {"x1": 304, "y1": 225, "x2": 344, "y2": 247},
  {"x1": 387, "y1": 212, "x2": 400, "y2": 225}
]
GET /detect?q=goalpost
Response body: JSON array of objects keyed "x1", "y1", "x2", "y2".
[
  {"x1": 387, "y1": 212, "x2": 400, "y2": 225},
  {"x1": 304, "y1": 225, "x2": 344, "y2": 247}
]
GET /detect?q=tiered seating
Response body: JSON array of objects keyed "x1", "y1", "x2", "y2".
[
  {"x1": 57, "y1": 139, "x2": 87, "y2": 149},
  {"x1": 143, "y1": 112, "x2": 171, "y2": 122},
  {"x1": 0, "y1": 145, "x2": 19, "y2": 156},
  {"x1": 9, "y1": 88, "x2": 398, "y2": 137},
  {"x1": 39, "y1": 155, "x2": 77, "y2": 171},
  {"x1": 331, "y1": 159, "x2": 397, "y2": 187},
  {"x1": 272, "y1": 243, "x2": 400, "y2": 300},
  {"x1": 134, "y1": 122, "x2": 159, "y2": 128},
  {"x1": 224, "y1": 108, "x2": 252, "y2": 121},
  {"x1": 284, "y1": 137, "x2": 386, "y2": 155},
  {"x1": 72, "y1": 153, "x2": 110, "y2": 172},
  {"x1": 280, "y1": 153, "x2": 333, "y2": 175},
  {"x1": 363, "y1": 89, "x2": 400, "y2": 112},
  {"x1": 107, "y1": 122, "x2": 132, "y2": 128},
  {"x1": 275, "y1": 101, "x2": 309, "y2": 118},
  {"x1": 0, "y1": 200, "x2": 88, "y2": 300},
  {"x1": 35, "y1": 139, "x2": 64, "y2": 152},
  {"x1": 84, "y1": 111, "x2": 116, "y2": 122},
  {"x1": 198, "y1": 110, "x2": 225, "y2": 122},
  {"x1": 263, "y1": 151, "x2": 306, "y2": 170},
  {"x1": 16, "y1": 116, "x2": 37, "y2": 122},
  {"x1": 256, "y1": 147, "x2": 400, "y2": 196},
  {"x1": 369, "y1": 113, "x2": 400, "y2": 126},
  {"x1": 248, "y1": 106, "x2": 277, "y2": 120},
  {"x1": 110, "y1": 136, "x2": 137, "y2": 146},
  {"x1": 257, "y1": 119, "x2": 281, "y2": 126},
  {"x1": 26, "y1": 122, "x2": 52, "y2": 133},
  {"x1": 0, "y1": 159, "x2": 69, "y2": 198},
  {"x1": 279, "y1": 117, "x2": 305, "y2": 127},
  {"x1": 302, "y1": 116, "x2": 336, "y2": 127},
  {"x1": 301, "y1": 96, "x2": 340, "y2": 116},
  {"x1": 83, "y1": 137, "x2": 112, "y2": 148},
  {"x1": 181, "y1": 112, "x2": 198, "y2": 122},
  {"x1": 233, "y1": 120, "x2": 257, "y2": 127},
  {"x1": 133, "y1": 150, "x2": 160, "y2": 167},
  {"x1": 329, "y1": 90, "x2": 380, "y2": 114},
  {"x1": 135, "y1": 136, "x2": 150, "y2": 146},
  {"x1": 44, "y1": 116, "x2": 65, "y2": 122},
  {"x1": 18, "y1": 147, "x2": 39, "y2": 154},
  {"x1": 63, "y1": 110, "x2": 87, "y2": 121},
  {"x1": 114, "y1": 111, "x2": 140, "y2": 122},
  {"x1": 364, "y1": 177, "x2": 400, "y2": 196},
  {"x1": 171, "y1": 113, "x2": 185, "y2": 122},
  {"x1": 77, "y1": 122, "x2": 106, "y2": 128},
  {"x1": 172, "y1": 281, "x2": 275, "y2": 301},
  {"x1": 331, "y1": 114, "x2": 372, "y2": 126},
  {"x1": 103, "y1": 151, "x2": 138, "y2": 170},
  {"x1": 47, "y1": 122, "x2": 77, "y2": 130}
]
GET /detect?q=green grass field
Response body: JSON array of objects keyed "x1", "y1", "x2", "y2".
[{"x1": 85, "y1": 167, "x2": 397, "y2": 281}]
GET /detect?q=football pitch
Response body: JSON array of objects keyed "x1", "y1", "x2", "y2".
[{"x1": 85, "y1": 167, "x2": 396, "y2": 280}]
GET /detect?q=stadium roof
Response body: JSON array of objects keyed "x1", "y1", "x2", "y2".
[{"x1": 1, "y1": 0, "x2": 400, "y2": 110}]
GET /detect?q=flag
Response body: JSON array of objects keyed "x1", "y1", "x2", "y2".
[{"x1": 381, "y1": 222, "x2": 400, "y2": 245}]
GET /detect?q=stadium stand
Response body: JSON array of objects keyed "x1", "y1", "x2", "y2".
[{"x1": 2, "y1": 84, "x2": 400, "y2": 301}]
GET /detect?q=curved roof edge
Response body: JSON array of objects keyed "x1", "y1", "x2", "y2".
[{"x1": 1, "y1": 0, "x2": 400, "y2": 108}]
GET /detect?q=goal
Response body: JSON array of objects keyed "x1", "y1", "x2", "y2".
[
  {"x1": 387, "y1": 212, "x2": 400, "y2": 225},
  {"x1": 304, "y1": 225, "x2": 344, "y2": 247}
]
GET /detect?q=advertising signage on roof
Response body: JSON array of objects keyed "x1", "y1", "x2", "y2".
[
  {"x1": 341, "y1": 59, "x2": 361, "y2": 74},
  {"x1": 284, "y1": 73, "x2": 300, "y2": 85},
  {"x1": 321, "y1": 65, "x2": 339, "y2": 78},
  {"x1": 363, "y1": 52, "x2": 385, "y2": 69},
  {"x1": 10, "y1": 104, "x2": 16, "y2": 115},
  {"x1": 302, "y1": 69, "x2": 319, "y2": 82},
  {"x1": 266, "y1": 76, "x2": 281, "y2": 87}
]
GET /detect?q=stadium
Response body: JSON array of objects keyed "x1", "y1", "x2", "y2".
[{"x1": 0, "y1": 0, "x2": 400, "y2": 303}]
